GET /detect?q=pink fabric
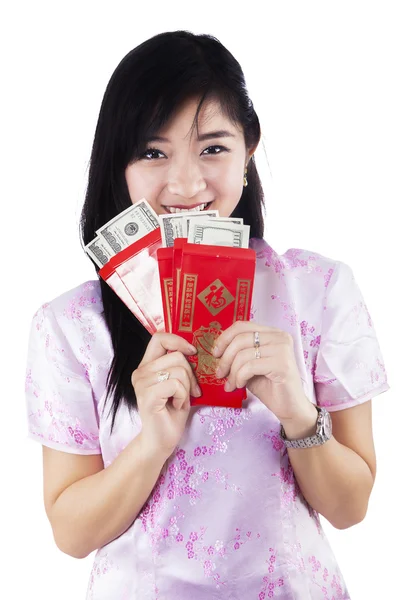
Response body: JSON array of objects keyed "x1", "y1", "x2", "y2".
[{"x1": 24, "y1": 238, "x2": 389, "y2": 599}]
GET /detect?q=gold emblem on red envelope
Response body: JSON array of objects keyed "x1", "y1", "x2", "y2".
[
  {"x1": 190, "y1": 321, "x2": 223, "y2": 384},
  {"x1": 197, "y1": 278, "x2": 235, "y2": 316},
  {"x1": 233, "y1": 279, "x2": 252, "y2": 321},
  {"x1": 179, "y1": 273, "x2": 198, "y2": 331},
  {"x1": 163, "y1": 277, "x2": 173, "y2": 332}
]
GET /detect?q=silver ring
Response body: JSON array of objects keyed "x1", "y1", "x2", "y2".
[
  {"x1": 255, "y1": 347, "x2": 261, "y2": 359},
  {"x1": 254, "y1": 331, "x2": 260, "y2": 348},
  {"x1": 156, "y1": 370, "x2": 170, "y2": 382}
]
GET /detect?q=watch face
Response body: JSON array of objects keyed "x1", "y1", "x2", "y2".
[{"x1": 322, "y1": 410, "x2": 332, "y2": 438}]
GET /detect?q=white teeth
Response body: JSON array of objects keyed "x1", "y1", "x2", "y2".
[{"x1": 165, "y1": 203, "x2": 208, "y2": 214}]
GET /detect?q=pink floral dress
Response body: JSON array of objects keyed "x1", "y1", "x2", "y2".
[{"x1": 24, "y1": 238, "x2": 390, "y2": 599}]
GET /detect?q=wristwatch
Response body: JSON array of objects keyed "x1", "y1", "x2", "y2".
[{"x1": 280, "y1": 406, "x2": 332, "y2": 449}]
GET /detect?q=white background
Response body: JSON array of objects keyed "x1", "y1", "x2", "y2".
[{"x1": 2, "y1": 1, "x2": 398, "y2": 598}]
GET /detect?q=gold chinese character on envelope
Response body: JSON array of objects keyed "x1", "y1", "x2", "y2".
[{"x1": 197, "y1": 279, "x2": 235, "y2": 316}]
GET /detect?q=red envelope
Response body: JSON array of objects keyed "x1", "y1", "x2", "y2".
[
  {"x1": 172, "y1": 241, "x2": 256, "y2": 408},
  {"x1": 99, "y1": 228, "x2": 164, "y2": 334}
]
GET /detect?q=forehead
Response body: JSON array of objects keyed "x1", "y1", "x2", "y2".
[{"x1": 159, "y1": 96, "x2": 242, "y2": 137}]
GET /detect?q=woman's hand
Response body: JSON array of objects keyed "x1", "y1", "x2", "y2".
[
  {"x1": 213, "y1": 321, "x2": 312, "y2": 424},
  {"x1": 131, "y1": 333, "x2": 201, "y2": 460}
]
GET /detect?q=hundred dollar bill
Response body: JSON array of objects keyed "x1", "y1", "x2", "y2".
[
  {"x1": 184, "y1": 211, "x2": 230, "y2": 236},
  {"x1": 210, "y1": 217, "x2": 243, "y2": 225},
  {"x1": 187, "y1": 219, "x2": 250, "y2": 248},
  {"x1": 84, "y1": 235, "x2": 114, "y2": 267},
  {"x1": 159, "y1": 210, "x2": 218, "y2": 247},
  {"x1": 186, "y1": 215, "x2": 242, "y2": 234},
  {"x1": 96, "y1": 198, "x2": 159, "y2": 254}
]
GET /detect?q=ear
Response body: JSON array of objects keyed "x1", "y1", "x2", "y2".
[{"x1": 245, "y1": 138, "x2": 260, "y2": 165}]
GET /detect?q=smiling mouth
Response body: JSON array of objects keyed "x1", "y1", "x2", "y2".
[{"x1": 162, "y1": 201, "x2": 213, "y2": 214}]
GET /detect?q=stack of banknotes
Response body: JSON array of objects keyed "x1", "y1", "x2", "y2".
[
  {"x1": 85, "y1": 198, "x2": 256, "y2": 408},
  {"x1": 84, "y1": 198, "x2": 249, "y2": 267}
]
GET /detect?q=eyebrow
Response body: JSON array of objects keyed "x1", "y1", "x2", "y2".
[{"x1": 145, "y1": 130, "x2": 236, "y2": 143}]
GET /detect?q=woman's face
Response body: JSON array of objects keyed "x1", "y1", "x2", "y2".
[{"x1": 125, "y1": 97, "x2": 256, "y2": 217}]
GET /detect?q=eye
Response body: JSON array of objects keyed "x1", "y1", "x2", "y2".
[
  {"x1": 202, "y1": 145, "x2": 229, "y2": 156},
  {"x1": 139, "y1": 145, "x2": 230, "y2": 160},
  {"x1": 140, "y1": 148, "x2": 166, "y2": 160}
]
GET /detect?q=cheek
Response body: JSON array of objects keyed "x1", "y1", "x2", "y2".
[
  {"x1": 125, "y1": 167, "x2": 161, "y2": 203},
  {"x1": 209, "y1": 161, "x2": 242, "y2": 193},
  {"x1": 125, "y1": 167, "x2": 136, "y2": 198}
]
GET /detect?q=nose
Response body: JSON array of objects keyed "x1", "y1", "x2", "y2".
[{"x1": 167, "y1": 159, "x2": 207, "y2": 199}]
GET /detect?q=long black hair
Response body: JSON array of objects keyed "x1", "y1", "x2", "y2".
[{"x1": 79, "y1": 30, "x2": 265, "y2": 433}]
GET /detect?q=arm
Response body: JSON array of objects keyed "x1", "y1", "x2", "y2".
[
  {"x1": 281, "y1": 400, "x2": 376, "y2": 529},
  {"x1": 45, "y1": 434, "x2": 168, "y2": 559}
]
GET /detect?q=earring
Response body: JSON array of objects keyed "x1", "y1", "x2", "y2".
[{"x1": 243, "y1": 168, "x2": 248, "y2": 187}]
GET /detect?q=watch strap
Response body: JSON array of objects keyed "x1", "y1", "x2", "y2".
[{"x1": 280, "y1": 406, "x2": 331, "y2": 449}]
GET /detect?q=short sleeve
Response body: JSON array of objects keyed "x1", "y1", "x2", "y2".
[
  {"x1": 314, "y1": 260, "x2": 390, "y2": 411},
  {"x1": 24, "y1": 302, "x2": 102, "y2": 454}
]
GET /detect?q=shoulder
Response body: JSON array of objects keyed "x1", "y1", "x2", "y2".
[
  {"x1": 29, "y1": 279, "x2": 111, "y2": 383},
  {"x1": 33, "y1": 280, "x2": 103, "y2": 325},
  {"x1": 30, "y1": 279, "x2": 106, "y2": 353},
  {"x1": 249, "y1": 237, "x2": 344, "y2": 293}
]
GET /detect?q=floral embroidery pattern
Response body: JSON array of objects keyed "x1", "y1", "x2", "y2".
[
  {"x1": 26, "y1": 392, "x2": 100, "y2": 450},
  {"x1": 299, "y1": 319, "x2": 321, "y2": 376},
  {"x1": 272, "y1": 454, "x2": 301, "y2": 508},
  {"x1": 313, "y1": 373, "x2": 337, "y2": 386},
  {"x1": 194, "y1": 527, "x2": 264, "y2": 590},
  {"x1": 26, "y1": 305, "x2": 72, "y2": 385},
  {"x1": 254, "y1": 244, "x2": 286, "y2": 279},
  {"x1": 324, "y1": 267, "x2": 335, "y2": 289},
  {"x1": 250, "y1": 302, "x2": 257, "y2": 321},
  {"x1": 257, "y1": 547, "x2": 285, "y2": 598},
  {"x1": 63, "y1": 281, "x2": 98, "y2": 321},
  {"x1": 307, "y1": 555, "x2": 349, "y2": 599},
  {"x1": 283, "y1": 249, "x2": 324, "y2": 275},
  {"x1": 25, "y1": 296, "x2": 101, "y2": 452},
  {"x1": 270, "y1": 294, "x2": 299, "y2": 328},
  {"x1": 63, "y1": 282, "x2": 99, "y2": 380},
  {"x1": 87, "y1": 552, "x2": 118, "y2": 599},
  {"x1": 197, "y1": 405, "x2": 252, "y2": 451},
  {"x1": 261, "y1": 425, "x2": 324, "y2": 538},
  {"x1": 352, "y1": 299, "x2": 373, "y2": 328},
  {"x1": 251, "y1": 239, "x2": 335, "y2": 287},
  {"x1": 139, "y1": 432, "x2": 247, "y2": 546}
]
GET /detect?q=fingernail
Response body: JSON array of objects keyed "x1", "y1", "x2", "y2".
[
  {"x1": 213, "y1": 345, "x2": 221, "y2": 357},
  {"x1": 194, "y1": 385, "x2": 202, "y2": 397},
  {"x1": 215, "y1": 367, "x2": 222, "y2": 378},
  {"x1": 224, "y1": 381, "x2": 234, "y2": 392},
  {"x1": 188, "y1": 344, "x2": 197, "y2": 353}
]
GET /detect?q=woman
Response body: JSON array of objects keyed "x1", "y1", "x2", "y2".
[{"x1": 25, "y1": 30, "x2": 389, "y2": 599}]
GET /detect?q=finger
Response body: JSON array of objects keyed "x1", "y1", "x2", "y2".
[
  {"x1": 171, "y1": 395, "x2": 191, "y2": 411},
  {"x1": 234, "y1": 357, "x2": 280, "y2": 389},
  {"x1": 162, "y1": 378, "x2": 190, "y2": 411},
  {"x1": 213, "y1": 322, "x2": 283, "y2": 358},
  {"x1": 224, "y1": 346, "x2": 275, "y2": 390},
  {"x1": 139, "y1": 378, "x2": 188, "y2": 412},
  {"x1": 140, "y1": 332, "x2": 197, "y2": 367},
  {"x1": 140, "y1": 366, "x2": 191, "y2": 397},
  {"x1": 216, "y1": 332, "x2": 281, "y2": 378},
  {"x1": 145, "y1": 352, "x2": 201, "y2": 397},
  {"x1": 215, "y1": 332, "x2": 251, "y2": 378}
]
